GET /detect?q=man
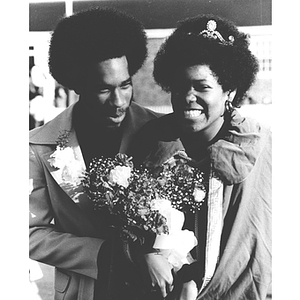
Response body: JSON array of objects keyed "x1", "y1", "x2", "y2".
[{"x1": 29, "y1": 8, "x2": 173, "y2": 300}]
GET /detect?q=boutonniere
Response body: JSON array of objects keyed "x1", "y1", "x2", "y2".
[{"x1": 48, "y1": 130, "x2": 84, "y2": 185}]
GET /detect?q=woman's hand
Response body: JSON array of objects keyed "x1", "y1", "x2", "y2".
[
  {"x1": 176, "y1": 280, "x2": 198, "y2": 300},
  {"x1": 143, "y1": 252, "x2": 174, "y2": 298}
]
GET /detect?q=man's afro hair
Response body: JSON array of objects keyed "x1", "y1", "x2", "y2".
[
  {"x1": 48, "y1": 7, "x2": 147, "y2": 91},
  {"x1": 153, "y1": 14, "x2": 259, "y2": 106}
]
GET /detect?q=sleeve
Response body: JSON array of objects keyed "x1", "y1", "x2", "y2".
[
  {"x1": 176, "y1": 262, "x2": 204, "y2": 290},
  {"x1": 29, "y1": 144, "x2": 105, "y2": 280}
]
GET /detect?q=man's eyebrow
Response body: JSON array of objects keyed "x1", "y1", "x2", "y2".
[
  {"x1": 95, "y1": 77, "x2": 132, "y2": 89},
  {"x1": 121, "y1": 78, "x2": 132, "y2": 85},
  {"x1": 97, "y1": 83, "x2": 111, "y2": 89},
  {"x1": 192, "y1": 79, "x2": 208, "y2": 82}
]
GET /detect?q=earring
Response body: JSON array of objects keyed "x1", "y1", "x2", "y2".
[{"x1": 225, "y1": 100, "x2": 234, "y2": 114}]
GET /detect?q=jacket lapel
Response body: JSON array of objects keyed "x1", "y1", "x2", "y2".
[
  {"x1": 40, "y1": 129, "x2": 86, "y2": 198},
  {"x1": 31, "y1": 102, "x2": 160, "y2": 210},
  {"x1": 30, "y1": 104, "x2": 90, "y2": 208},
  {"x1": 119, "y1": 102, "x2": 161, "y2": 154},
  {"x1": 41, "y1": 146, "x2": 93, "y2": 211}
]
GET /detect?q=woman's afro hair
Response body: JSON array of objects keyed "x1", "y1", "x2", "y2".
[
  {"x1": 153, "y1": 14, "x2": 259, "y2": 106},
  {"x1": 48, "y1": 7, "x2": 147, "y2": 91}
]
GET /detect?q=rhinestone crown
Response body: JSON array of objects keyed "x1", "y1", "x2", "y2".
[{"x1": 188, "y1": 20, "x2": 234, "y2": 46}]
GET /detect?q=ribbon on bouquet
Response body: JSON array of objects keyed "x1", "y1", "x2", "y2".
[{"x1": 151, "y1": 199, "x2": 198, "y2": 271}]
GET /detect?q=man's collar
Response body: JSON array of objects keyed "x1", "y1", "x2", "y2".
[{"x1": 29, "y1": 103, "x2": 76, "y2": 145}]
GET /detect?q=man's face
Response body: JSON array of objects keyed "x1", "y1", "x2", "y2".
[{"x1": 81, "y1": 56, "x2": 133, "y2": 129}]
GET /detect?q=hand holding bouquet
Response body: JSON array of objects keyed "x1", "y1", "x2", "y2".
[{"x1": 82, "y1": 153, "x2": 206, "y2": 269}]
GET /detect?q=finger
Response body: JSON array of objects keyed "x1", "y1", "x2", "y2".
[
  {"x1": 159, "y1": 285, "x2": 167, "y2": 298},
  {"x1": 165, "y1": 278, "x2": 174, "y2": 294},
  {"x1": 149, "y1": 281, "x2": 157, "y2": 294},
  {"x1": 167, "y1": 272, "x2": 175, "y2": 294}
]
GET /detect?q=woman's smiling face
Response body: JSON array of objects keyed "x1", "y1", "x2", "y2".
[{"x1": 171, "y1": 64, "x2": 234, "y2": 141}]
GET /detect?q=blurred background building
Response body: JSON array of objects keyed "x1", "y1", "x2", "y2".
[
  {"x1": 29, "y1": 0, "x2": 272, "y2": 130},
  {"x1": 29, "y1": 0, "x2": 272, "y2": 299}
]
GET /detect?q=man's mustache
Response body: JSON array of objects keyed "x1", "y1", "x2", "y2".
[
  {"x1": 104, "y1": 97, "x2": 133, "y2": 116},
  {"x1": 105, "y1": 107, "x2": 127, "y2": 116}
]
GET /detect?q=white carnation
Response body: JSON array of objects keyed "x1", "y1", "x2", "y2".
[{"x1": 108, "y1": 165, "x2": 131, "y2": 188}]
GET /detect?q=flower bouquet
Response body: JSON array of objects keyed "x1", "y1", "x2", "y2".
[
  {"x1": 82, "y1": 154, "x2": 169, "y2": 236},
  {"x1": 82, "y1": 153, "x2": 206, "y2": 269}
]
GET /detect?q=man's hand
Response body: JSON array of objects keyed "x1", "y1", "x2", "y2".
[{"x1": 143, "y1": 252, "x2": 174, "y2": 298}]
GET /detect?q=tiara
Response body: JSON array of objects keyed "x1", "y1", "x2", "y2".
[{"x1": 188, "y1": 20, "x2": 235, "y2": 46}]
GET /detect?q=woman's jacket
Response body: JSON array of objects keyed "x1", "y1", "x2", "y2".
[{"x1": 130, "y1": 109, "x2": 272, "y2": 300}]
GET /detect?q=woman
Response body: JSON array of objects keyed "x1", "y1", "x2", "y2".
[{"x1": 131, "y1": 14, "x2": 271, "y2": 299}]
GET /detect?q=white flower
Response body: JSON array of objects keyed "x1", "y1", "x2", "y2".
[
  {"x1": 48, "y1": 146, "x2": 84, "y2": 185},
  {"x1": 108, "y1": 165, "x2": 131, "y2": 188},
  {"x1": 193, "y1": 187, "x2": 206, "y2": 202},
  {"x1": 49, "y1": 147, "x2": 75, "y2": 169},
  {"x1": 61, "y1": 160, "x2": 84, "y2": 185}
]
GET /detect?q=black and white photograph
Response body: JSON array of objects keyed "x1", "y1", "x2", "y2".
[{"x1": 27, "y1": 1, "x2": 276, "y2": 299}]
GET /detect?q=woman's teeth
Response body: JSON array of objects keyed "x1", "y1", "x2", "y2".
[{"x1": 184, "y1": 110, "x2": 203, "y2": 118}]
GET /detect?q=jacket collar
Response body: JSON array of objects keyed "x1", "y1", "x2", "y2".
[
  {"x1": 143, "y1": 110, "x2": 267, "y2": 184},
  {"x1": 29, "y1": 101, "x2": 150, "y2": 151},
  {"x1": 119, "y1": 101, "x2": 157, "y2": 153},
  {"x1": 29, "y1": 103, "x2": 87, "y2": 204},
  {"x1": 208, "y1": 110, "x2": 264, "y2": 184},
  {"x1": 29, "y1": 101, "x2": 158, "y2": 204},
  {"x1": 30, "y1": 102, "x2": 75, "y2": 145}
]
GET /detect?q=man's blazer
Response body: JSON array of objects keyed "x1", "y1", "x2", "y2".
[{"x1": 29, "y1": 101, "x2": 161, "y2": 300}]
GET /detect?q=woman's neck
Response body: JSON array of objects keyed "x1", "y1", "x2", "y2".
[
  {"x1": 179, "y1": 120, "x2": 227, "y2": 162},
  {"x1": 180, "y1": 132, "x2": 209, "y2": 162}
]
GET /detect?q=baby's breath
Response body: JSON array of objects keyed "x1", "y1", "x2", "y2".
[
  {"x1": 56, "y1": 130, "x2": 71, "y2": 149},
  {"x1": 156, "y1": 159, "x2": 207, "y2": 213},
  {"x1": 82, "y1": 153, "x2": 168, "y2": 234},
  {"x1": 82, "y1": 153, "x2": 207, "y2": 236}
]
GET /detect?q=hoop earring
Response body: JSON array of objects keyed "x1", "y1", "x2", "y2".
[{"x1": 225, "y1": 100, "x2": 234, "y2": 114}]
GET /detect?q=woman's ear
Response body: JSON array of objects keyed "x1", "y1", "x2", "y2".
[{"x1": 227, "y1": 89, "x2": 237, "y2": 102}]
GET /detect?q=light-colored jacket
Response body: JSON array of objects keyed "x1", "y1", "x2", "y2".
[
  {"x1": 131, "y1": 110, "x2": 272, "y2": 299},
  {"x1": 29, "y1": 101, "x2": 161, "y2": 300}
]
